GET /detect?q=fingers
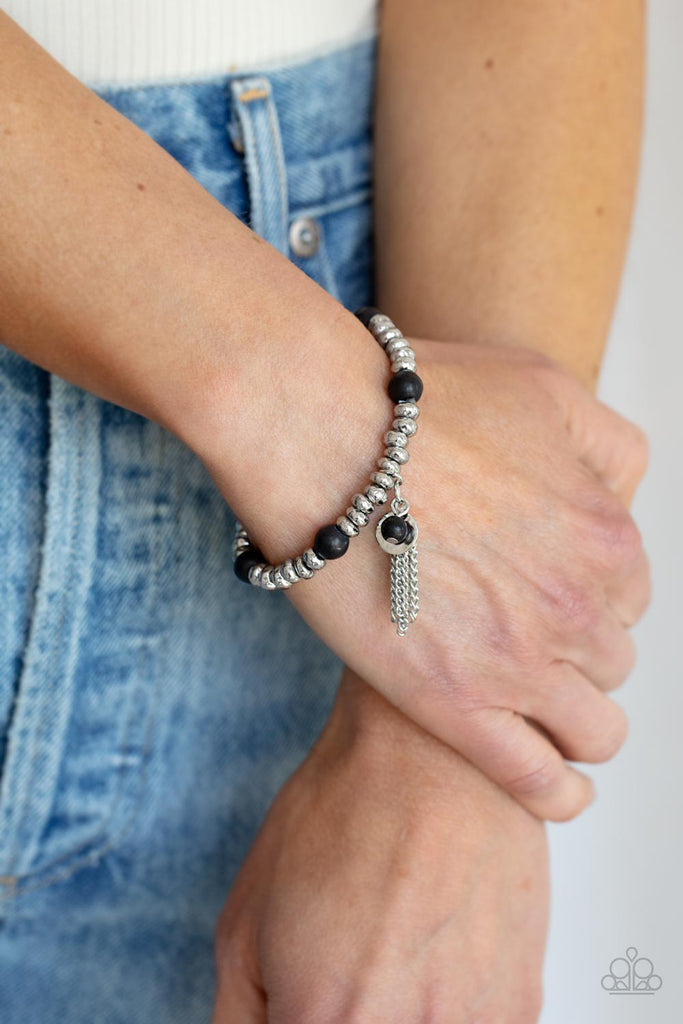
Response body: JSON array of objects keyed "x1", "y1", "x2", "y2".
[
  {"x1": 605, "y1": 545, "x2": 652, "y2": 627},
  {"x1": 527, "y1": 661, "x2": 629, "y2": 763},
  {"x1": 562, "y1": 380, "x2": 649, "y2": 508},
  {"x1": 558, "y1": 600, "x2": 637, "y2": 691},
  {"x1": 448, "y1": 705, "x2": 595, "y2": 822}
]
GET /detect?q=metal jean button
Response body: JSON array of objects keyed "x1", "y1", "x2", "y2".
[{"x1": 289, "y1": 216, "x2": 320, "y2": 257}]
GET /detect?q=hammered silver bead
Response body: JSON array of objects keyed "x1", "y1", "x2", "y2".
[
  {"x1": 368, "y1": 320, "x2": 396, "y2": 343},
  {"x1": 346, "y1": 506, "x2": 369, "y2": 528},
  {"x1": 385, "y1": 337, "x2": 411, "y2": 357},
  {"x1": 397, "y1": 346, "x2": 416, "y2": 362},
  {"x1": 272, "y1": 566, "x2": 292, "y2": 589},
  {"x1": 372, "y1": 471, "x2": 395, "y2": 490},
  {"x1": 281, "y1": 559, "x2": 300, "y2": 584},
  {"x1": 294, "y1": 555, "x2": 314, "y2": 579},
  {"x1": 260, "y1": 567, "x2": 278, "y2": 590},
  {"x1": 248, "y1": 563, "x2": 267, "y2": 586},
  {"x1": 385, "y1": 446, "x2": 410, "y2": 465},
  {"x1": 393, "y1": 417, "x2": 417, "y2": 437},
  {"x1": 336, "y1": 515, "x2": 359, "y2": 537},
  {"x1": 384, "y1": 430, "x2": 408, "y2": 448},
  {"x1": 373, "y1": 324, "x2": 402, "y2": 346},
  {"x1": 352, "y1": 492, "x2": 374, "y2": 515},
  {"x1": 378, "y1": 457, "x2": 402, "y2": 478},
  {"x1": 365, "y1": 484, "x2": 388, "y2": 505},
  {"x1": 367, "y1": 313, "x2": 393, "y2": 334},
  {"x1": 391, "y1": 358, "x2": 417, "y2": 373},
  {"x1": 393, "y1": 402, "x2": 419, "y2": 420},
  {"x1": 303, "y1": 547, "x2": 326, "y2": 571},
  {"x1": 233, "y1": 536, "x2": 251, "y2": 558}
]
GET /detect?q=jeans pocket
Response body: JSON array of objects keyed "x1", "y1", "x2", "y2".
[{"x1": 0, "y1": 374, "x2": 159, "y2": 895}]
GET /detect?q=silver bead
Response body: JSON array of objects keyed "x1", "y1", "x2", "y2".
[
  {"x1": 372, "y1": 471, "x2": 395, "y2": 490},
  {"x1": 391, "y1": 358, "x2": 417, "y2": 373},
  {"x1": 384, "y1": 430, "x2": 408, "y2": 448},
  {"x1": 260, "y1": 567, "x2": 278, "y2": 590},
  {"x1": 336, "y1": 515, "x2": 359, "y2": 537},
  {"x1": 235, "y1": 525, "x2": 249, "y2": 541},
  {"x1": 368, "y1": 320, "x2": 395, "y2": 344},
  {"x1": 377, "y1": 458, "x2": 402, "y2": 478},
  {"x1": 385, "y1": 337, "x2": 411, "y2": 357},
  {"x1": 385, "y1": 446, "x2": 410, "y2": 465},
  {"x1": 365, "y1": 484, "x2": 388, "y2": 505},
  {"x1": 294, "y1": 555, "x2": 314, "y2": 579},
  {"x1": 393, "y1": 417, "x2": 417, "y2": 437},
  {"x1": 346, "y1": 506, "x2": 369, "y2": 528},
  {"x1": 367, "y1": 313, "x2": 393, "y2": 334},
  {"x1": 393, "y1": 402, "x2": 419, "y2": 420},
  {"x1": 272, "y1": 566, "x2": 292, "y2": 589},
  {"x1": 280, "y1": 559, "x2": 300, "y2": 584},
  {"x1": 352, "y1": 492, "x2": 374, "y2": 515},
  {"x1": 248, "y1": 563, "x2": 267, "y2": 586},
  {"x1": 233, "y1": 536, "x2": 250, "y2": 558},
  {"x1": 303, "y1": 547, "x2": 326, "y2": 571},
  {"x1": 372, "y1": 323, "x2": 402, "y2": 346}
]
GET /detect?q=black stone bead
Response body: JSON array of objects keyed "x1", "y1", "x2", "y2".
[
  {"x1": 313, "y1": 524, "x2": 350, "y2": 560},
  {"x1": 354, "y1": 306, "x2": 383, "y2": 328},
  {"x1": 234, "y1": 545, "x2": 265, "y2": 583},
  {"x1": 404, "y1": 522, "x2": 416, "y2": 546},
  {"x1": 380, "y1": 515, "x2": 409, "y2": 544},
  {"x1": 388, "y1": 370, "x2": 423, "y2": 404}
]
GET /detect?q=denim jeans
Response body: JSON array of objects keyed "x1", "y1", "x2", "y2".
[{"x1": 0, "y1": 36, "x2": 376, "y2": 1022}]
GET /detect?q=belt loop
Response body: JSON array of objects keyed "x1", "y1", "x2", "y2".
[{"x1": 228, "y1": 76, "x2": 289, "y2": 256}]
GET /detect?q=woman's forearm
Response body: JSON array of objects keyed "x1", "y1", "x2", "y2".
[
  {"x1": 374, "y1": 0, "x2": 645, "y2": 390},
  {"x1": 0, "y1": 11, "x2": 389, "y2": 558}
]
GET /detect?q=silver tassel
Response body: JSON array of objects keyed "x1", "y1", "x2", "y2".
[{"x1": 376, "y1": 479, "x2": 419, "y2": 636}]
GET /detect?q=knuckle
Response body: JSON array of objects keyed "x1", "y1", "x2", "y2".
[
  {"x1": 627, "y1": 422, "x2": 650, "y2": 480},
  {"x1": 584, "y1": 499, "x2": 643, "y2": 569},
  {"x1": 602, "y1": 509, "x2": 643, "y2": 565},
  {"x1": 546, "y1": 578, "x2": 602, "y2": 637}
]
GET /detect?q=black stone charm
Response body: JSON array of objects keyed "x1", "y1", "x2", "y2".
[
  {"x1": 313, "y1": 524, "x2": 350, "y2": 560},
  {"x1": 234, "y1": 545, "x2": 265, "y2": 583},
  {"x1": 354, "y1": 306, "x2": 383, "y2": 328},
  {"x1": 388, "y1": 369, "x2": 423, "y2": 404},
  {"x1": 380, "y1": 515, "x2": 409, "y2": 545}
]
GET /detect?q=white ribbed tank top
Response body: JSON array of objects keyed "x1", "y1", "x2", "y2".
[{"x1": 3, "y1": 0, "x2": 378, "y2": 84}]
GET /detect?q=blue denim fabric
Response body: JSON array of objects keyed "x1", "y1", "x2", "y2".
[{"x1": 0, "y1": 36, "x2": 376, "y2": 1022}]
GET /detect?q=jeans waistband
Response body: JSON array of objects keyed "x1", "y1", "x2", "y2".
[{"x1": 91, "y1": 35, "x2": 376, "y2": 168}]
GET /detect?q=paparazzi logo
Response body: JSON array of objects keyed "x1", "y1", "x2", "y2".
[{"x1": 601, "y1": 946, "x2": 662, "y2": 994}]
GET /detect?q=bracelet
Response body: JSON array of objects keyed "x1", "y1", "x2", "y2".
[{"x1": 232, "y1": 307, "x2": 422, "y2": 636}]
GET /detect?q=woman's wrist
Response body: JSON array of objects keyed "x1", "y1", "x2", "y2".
[{"x1": 179, "y1": 268, "x2": 392, "y2": 565}]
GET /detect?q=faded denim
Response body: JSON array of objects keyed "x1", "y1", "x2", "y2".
[{"x1": 0, "y1": 36, "x2": 376, "y2": 1022}]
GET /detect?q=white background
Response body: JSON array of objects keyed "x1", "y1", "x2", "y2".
[{"x1": 541, "y1": 3, "x2": 683, "y2": 1021}]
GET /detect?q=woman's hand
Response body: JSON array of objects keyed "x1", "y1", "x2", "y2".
[
  {"x1": 212, "y1": 668, "x2": 549, "y2": 1023},
  {"x1": 201, "y1": 329, "x2": 650, "y2": 821}
]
